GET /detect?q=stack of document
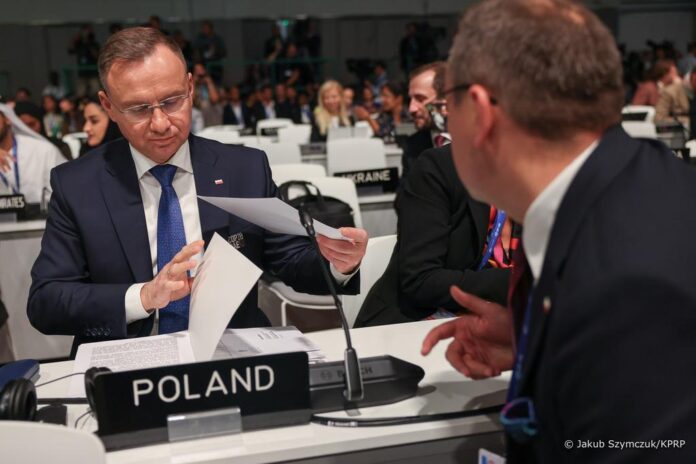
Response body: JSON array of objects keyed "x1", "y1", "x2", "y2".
[{"x1": 214, "y1": 327, "x2": 326, "y2": 364}]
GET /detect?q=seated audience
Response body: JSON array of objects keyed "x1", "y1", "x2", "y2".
[
  {"x1": 250, "y1": 85, "x2": 277, "y2": 131},
  {"x1": 631, "y1": 59, "x2": 677, "y2": 106},
  {"x1": 59, "y1": 96, "x2": 85, "y2": 134},
  {"x1": 286, "y1": 86, "x2": 303, "y2": 123},
  {"x1": 356, "y1": 81, "x2": 410, "y2": 140},
  {"x1": 222, "y1": 85, "x2": 251, "y2": 128},
  {"x1": 274, "y1": 83, "x2": 296, "y2": 120},
  {"x1": 13, "y1": 101, "x2": 72, "y2": 161},
  {"x1": 357, "y1": 92, "x2": 514, "y2": 325},
  {"x1": 42, "y1": 94, "x2": 66, "y2": 138},
  {"x1": 298, "y1": 91, "x2": 314, "y2": 125},
  {"x1": 655, "y1": 69, "x2": 696, "y2": 137},
  {"x1": 359, "y1": 86, "x2": 379, "y2": 114},
  {"x1": 311, "y1": 80, "x2": 352, "y2": 142},
  {"x1": 402, "y1": 61, "x2": 447, "y2": 178},
  {"x1": 0, "y1": 103, "x2": 65, "y2": 203},
  {"x1": 80, "y1": 98, "x2": 123, "y2": 156},
  {"x1": 343, "y1": 86, "x2": 355, "y2": 118}
]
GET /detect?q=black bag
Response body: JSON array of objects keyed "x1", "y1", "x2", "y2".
[{"x1": 278, "y1": 180, "x2": 355, "y2": 228}]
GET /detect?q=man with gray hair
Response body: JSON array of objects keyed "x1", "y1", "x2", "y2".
[{"x1": 422, "y1": 0, "x2": 696, "y2": 462}]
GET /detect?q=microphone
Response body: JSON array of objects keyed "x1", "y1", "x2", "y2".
[
  {"x1": 298, "y1": 207, "x2": 425, "y2": 413},
  {"x1": 299, "y1": 207, "x2": 364, "y2": 402}
]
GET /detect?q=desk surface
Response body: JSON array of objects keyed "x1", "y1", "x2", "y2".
[
  {"x1": 38, "y1": 320, "x2": 507, "y2": 464},
  {"x1": 0, "y1": 219, "x2": 46, "y2": 236}
]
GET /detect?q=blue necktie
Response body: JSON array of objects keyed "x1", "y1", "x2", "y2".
[{"x1": 150, "y1": 164, "x2": 189, "y2": 334}]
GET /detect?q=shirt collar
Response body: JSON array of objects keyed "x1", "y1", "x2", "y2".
[
  {"x1": 522, "y1": 139, "x2": 599, "y2": 281},
  {"x1": 130, "y1": 140, "x2": 192, "y2": 180}
]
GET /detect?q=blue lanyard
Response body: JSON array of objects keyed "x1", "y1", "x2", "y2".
[
  {"x1": 507, "y1": 293, "x2": 534, "y2": 402},
  {"x1": 0, "y1": 136, "x2": 19, "y2": 194},
  {"x1": 477, "y1": 209, "x2": 507, "y2": 271}
]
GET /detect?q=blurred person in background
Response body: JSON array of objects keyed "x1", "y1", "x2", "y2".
[
  {"x1": 42, "y1": 95, "x2": 66, "y2": 138},
  {"x1": 356, "y1": 81, "x2": 410, "y2": 140},
  {"x1": 68, "y1": 24, "x2": 100, "y2": 96},
  {"x1": 222, "y1": 85, "x2": 251, "y2": 128},
  {"x1": 631, "y1": 59, "x2": 678, "y2": 106},
  {"x1": 42, "y1": 71, "x2": 66, "y2": 100},
  {"x1": 0, "y1": 103, "x2": 65, "y2": 203},
  {"x1": 402, "y1": 61, "x2": 447, "y2": 177},
  {"x1": 59, "y1": 96, "x2": 85, "y2": 134},
  {"x1": 298, "y1": 91, "x2": 314, "y2": 125},
  {"x1": 311, "y1": 80, "x2": 352, "y2": 142},
  {"x1": 359, "y1": 85, "x2": 379, "y2": 114},
  {"x1": 193, "y1": 20, "x2": 226, "y2": 83},
  {"x1": 343, "y1": 86, "x2": 355, "y2": 118},
  {"x1": 13, "y1": 101, "x2": 72, "y2": 161},
  {"x1": 80, "y1": 97, "x2": 123, "y2": 156},
  {"x1": 14, "y1": 88, "x2": 31, "y2": 103}
]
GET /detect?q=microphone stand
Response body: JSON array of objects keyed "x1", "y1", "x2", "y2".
[{"x1": 298, "y1": 207, "x2": 364, "y2": 402}]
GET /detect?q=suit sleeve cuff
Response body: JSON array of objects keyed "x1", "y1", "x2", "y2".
[
  {"x1": 125, "y1": 283, "x2": 150, "y2": 324},
  {"x1": 330, "y1": 263, "x2": 358, "y2": 286}
]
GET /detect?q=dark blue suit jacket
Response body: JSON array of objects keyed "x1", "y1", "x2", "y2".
[
  {"x1": 28, "y1": 135, "x2": 357, "y2": 352},
  {"x1": 510, "y1": 126, "x2": 696, "y2": 462}
]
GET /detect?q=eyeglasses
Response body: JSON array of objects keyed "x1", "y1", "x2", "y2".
[
  {"x1": 107, "y1": 91, "x2": 191, "y2": 122},
  {"x1": 426, "y1": 101, "x2": 447, "y2": 113},
  {"x1": 443, "y1": 83, "x2": 498, "y2": 105}
]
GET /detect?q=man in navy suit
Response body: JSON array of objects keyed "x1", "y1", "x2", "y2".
[
  {"x1": 28, "y1": 28, "x2": 367, "y2": 351},
  {"x1": 422, "y1": 0, "x2": 696, "y2": 462}
]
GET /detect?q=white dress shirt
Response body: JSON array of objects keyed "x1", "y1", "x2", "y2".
[
  {"x1": 124, "y1": 141, "x2": 203, "y2": 323},
  {"x1": 522, "y1": 140, "x2": 598, "y2": 282},
  {"x1": 232, "y1": 103, "x2": 245, "y2": 128},
  {"x1": 263, "y1": 102, "x2": 276, "y2": 119},
  {"x1": 124, "y1": 140, "x2": 355, "y2": 325},
  {"x1": 0, "y1": 134, "x2": 65, "y2": 204}
]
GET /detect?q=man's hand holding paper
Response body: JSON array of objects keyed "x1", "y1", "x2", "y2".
[
  {"x1": 316, "y1": 227, "x2": 368, "y2": 275},
  {"x1": 140, "y1": 240, "x2": 204, "y2": 313}
]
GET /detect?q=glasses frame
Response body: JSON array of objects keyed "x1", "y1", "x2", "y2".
[
  {"x1": 106, "y1": 89, "x2": 192, "y2": 122},
  {"x1": 443, "y1": 83, "x2": 498, "y2": 105}
]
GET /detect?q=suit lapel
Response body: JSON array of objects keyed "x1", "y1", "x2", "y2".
[
  {"x1": 100, "y1": 139, "x2": 152, "y2": 283},
  {"x1": 517, "y1": 126, "x2": 641, "y2": 394},
  {"x1": 189, "y1": 135, "x2": 231, "y2": 247}
]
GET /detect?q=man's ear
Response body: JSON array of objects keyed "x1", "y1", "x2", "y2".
[
  {"x1": 98, "y1": 90, "x2": 115, "y2": 120},
  {"x1": 187, "y1": 73, "x2": 194, "y2": 95},
  {"x1": 469, "y1": 84, "x2": 496, "y2": 149}
]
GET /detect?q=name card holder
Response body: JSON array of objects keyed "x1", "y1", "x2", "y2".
[
  {"x1": 167, "y1": 406, "x2": 242, "y2": 442},
  {"x1": 334, "y1": 167, "x2": 400, "y2": 194},
  {"x1": 92, "y1": 352, "x2": 310, "y2": 451},
  {"x1": 0, "y1": 194, "x2": 25, "y2": 222}
]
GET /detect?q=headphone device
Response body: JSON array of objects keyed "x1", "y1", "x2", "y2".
[{"x1": 0, "y1": 363, "x2": 112, "y2": 422}]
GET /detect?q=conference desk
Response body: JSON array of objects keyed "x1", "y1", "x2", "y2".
[
  {"x1": 37, "y1": 320, "x2": 508, "y2": 463},
  {"x1": 0, "y1": 219, "x2": 74, "y2": 360}
]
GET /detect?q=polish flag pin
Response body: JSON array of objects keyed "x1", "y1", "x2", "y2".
[{"x1": 214, "y1": 179, "x2": 224, "y2": 185}]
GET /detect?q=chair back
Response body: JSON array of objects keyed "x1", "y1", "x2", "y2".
[
  {"x1": 0, "y1": 421, "x2": 106, "y2": 464},
  {"x1": 342, "y1": 235, "x2": 397, "y2": 327},
  {"x1": 326, "y1": 138, "x2": 387, "y2": 175},
  {"x1": 278, "y1": 124, "x2": 312, "y2": 144}
]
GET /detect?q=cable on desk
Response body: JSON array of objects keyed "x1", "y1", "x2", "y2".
[
  {"x1": 74, "y1": 410, "x2": 92, "y2": 429},
  {"x1": 35, "y1": 371, "x2": 85, "y2": 388},
  {"x1": 311, "y1": 404, "x2": 503, "y2": 427}
]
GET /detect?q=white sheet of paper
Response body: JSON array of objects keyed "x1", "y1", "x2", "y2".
[
  {"x1": 187, "y1": 233, "x2": 263, "y2": 360},
  {"x1": 68, "y1": 233, "x2": 262, "y2": 396},
  {"x1": 198, "y1": 196, "x2": 346, "y2": 240}
]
